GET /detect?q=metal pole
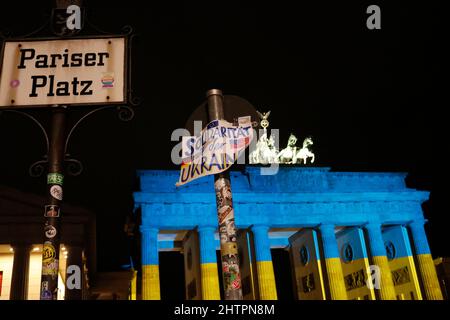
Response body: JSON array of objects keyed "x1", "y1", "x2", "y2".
[
  {"x1": 206, "y1": 89, "x2": 243, "y2": 300},
  {"x1": 38, "y1": 0, "x2": 83, "y2": 300},
  {"x1": 40, "y1": 107, "x2": 67, "y2": 300}
]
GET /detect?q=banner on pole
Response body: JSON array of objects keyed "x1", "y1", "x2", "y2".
[{"x1": 176, "y1": 116, "x2": 253, "y2": 186}]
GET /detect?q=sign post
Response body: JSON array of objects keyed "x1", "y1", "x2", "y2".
[
  {"x1": 0, "y1": 0, "x2": 135, "y2": 300},
  {"x1": 206, "y1": 89, "x2": 243, "y2": 300},
  {"x1": 40, "y1": 106, "x2": 67, "y2": 300}
]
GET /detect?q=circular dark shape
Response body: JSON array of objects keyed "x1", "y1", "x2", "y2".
[
  {"x1": 184, "y1": 95, "x2": 259, "y2": 135},
  {"x1": 299, "y1": 245, "x2": 309, "y2": 266},
  {"x1": 341, "y1": 243, "x2": 354, "y2": 263},
  {"x1": 385, "y1": 241, "x2": 396, "y2": 261},
  {"x1": 117, "y1": 106, "x2": 135, "y2": 122},
  {"x1": 11, "y1": 100, "x2": 15, "y2": 104},
  {"x1": 65, "y1": 158, "x2": 83, "y2": 176}
]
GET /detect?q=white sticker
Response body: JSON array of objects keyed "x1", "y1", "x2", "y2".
[
  {"x1": 238, "y1": 116, "x2": 251, "y2": 126},
  {"x1": 45, "y1": 225, "x2": 57, "y2": 239},
  {"x1": 50, "y1": 185, "x2": 63, "y2": 200}
]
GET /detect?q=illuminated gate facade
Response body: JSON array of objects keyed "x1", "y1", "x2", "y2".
[{"x1": 134, "y1": 167, "x2": 443, "y2": 300}]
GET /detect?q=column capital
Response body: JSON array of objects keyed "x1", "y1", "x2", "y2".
[
  {"x1": 197, "y1": 225, "x2": 216, "y2": 233},
  {"x1": 364, "y1": 222, "x2": 383, "y2": 232},
  {"x1": 409, "y1": 219, "x2": 426, "y2": 228},
  {"x1": 10, "y1": 243, "x2": 32, "y2": 250},
  {"x1": 252, "y1": 224, "x2": 270, "y2": 232},
  {"x1": 319, "y1": 223, "x2": 336, "y2": 233},
  {"x1": 365, "y1": 221, "x2": 382, "y2": 227},
  {"x1": 140, "y1": 226, "x2": 159, "y2": 234}
]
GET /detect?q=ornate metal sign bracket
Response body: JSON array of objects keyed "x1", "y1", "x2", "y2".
[
  {"x1": 0, "y1": 1, "x2": 139, "y2": 178},
  {"x1": 0, "y1": 105, "x2": 134, "y2": 178}
]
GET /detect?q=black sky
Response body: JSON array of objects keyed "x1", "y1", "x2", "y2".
[{"x1": 0, "y1": 1, "x2": 447, "y2": 271}]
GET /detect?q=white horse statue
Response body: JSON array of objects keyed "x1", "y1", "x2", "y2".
[
  {"x1": 296, "y1": 136, "x2": 315, "y2": 164},
  {"x1": 250, "y1": 132, "x2": 279, "y2": 164},
  {"x1": 277, "y1": 134, "x2": 298, "y2": 164},
  {"x1": 277, "y1": 134, "x2": 315, "y2": 164}
]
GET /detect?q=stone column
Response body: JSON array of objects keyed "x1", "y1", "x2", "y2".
[
  {"x1": 198, "y1": 226, "x2": 221, "y2": 299},
  {"x1": 64, "y1": 245, "x2": 83, "y2": 300},
  {"x1": 252, "y1": 225, "x2": 277, "y2": 300},
  {"x1": 10, "y1": 244, "x2": 31, "y2": 300},
  {"x1": 409, "y1": 220, "x2": 443, "y2": 300},
  {"x1": 319, "y1": 224, "x2": 347, "y2": 300},
  {"x1": 364, "y1": 223, "x2": 396, "y2": 300},
  {"x1": 140, "y1": 226, "x2": 160, "y2": 300}
]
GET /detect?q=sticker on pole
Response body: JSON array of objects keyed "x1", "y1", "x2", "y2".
[
  {"x1": 50, "y1": 185, "x2": 63, "y2": 200},
  {"x1": 47, "y1": 173, "x2": 64, "y2": 186},
  {"x1": 176, "y1": 117, "x2": 253, "y2": 187},
  {"x1": 44, "y1": 205, "x2": 60, "y2": 218},
  {"x1": 44, "y1": 224, "x2": 57, "y2": 239}
]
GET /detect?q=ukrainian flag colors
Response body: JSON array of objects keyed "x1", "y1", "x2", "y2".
[
  {"x1": 138, "y1": 221, "x2": 442, "y2": 300},
  {"x1": 320, "y1": 224, "x2": 348, "y2": 300},
  {"x1": 252, "y1": 225, "x2": 278, "y2": 300},
  {"x1": 141, "y1": 226, "x2": 161, "y2": 300},
  {"x1": 336, "y1": 227, "x2": 376, "y2": 300},
  {"x1": 142, "y1": 265, "x2": 161, "y2": 300},
  {"x1": 371, "y1": 255, "x2": 397, "y2": 300},
  {"x1": 200, "y1": 263, "x2": 221, "y2": 299},
  {"x1": 130, "y1": 269, "x2": 137, "y2": 300},
  {"x1": 415, "y1": 254, "x2": 442, "y2": 300},
  {"x1": 198, "y1": 226, "x2": 221, "y2": 300},
  {"x1": 365, "y1": 223, "x2": 397, "y2": 300},
  {"x1": 255, "y1": 261, "x2": 278, "y2": 299},
  {"x1": 382, "y1": 225, "x2": 422, "y2": 300},
  {"x1": 289, "y1": 229, "x2": 326, "y2": 300},
  {"x1": 324, "y1": 258, "x2": 348, "y2": 299},
  {"x1": 409, "y1": 222, "x2": 443, "y2": 300}
]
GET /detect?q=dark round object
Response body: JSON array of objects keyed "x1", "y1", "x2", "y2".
[
  {"x1": 341, "y1": 243, "x2": 354, "y2": 263},
  {"x1": 385, "y1": 241, "x2": 396, "y2": 260},
  {"x1": 300, "y1": 245, "x2": 310, "y2": 266}
]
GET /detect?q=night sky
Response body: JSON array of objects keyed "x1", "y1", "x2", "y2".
[{"x1": 0, "y1": 1, "x2": 446, "y2": 273}]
